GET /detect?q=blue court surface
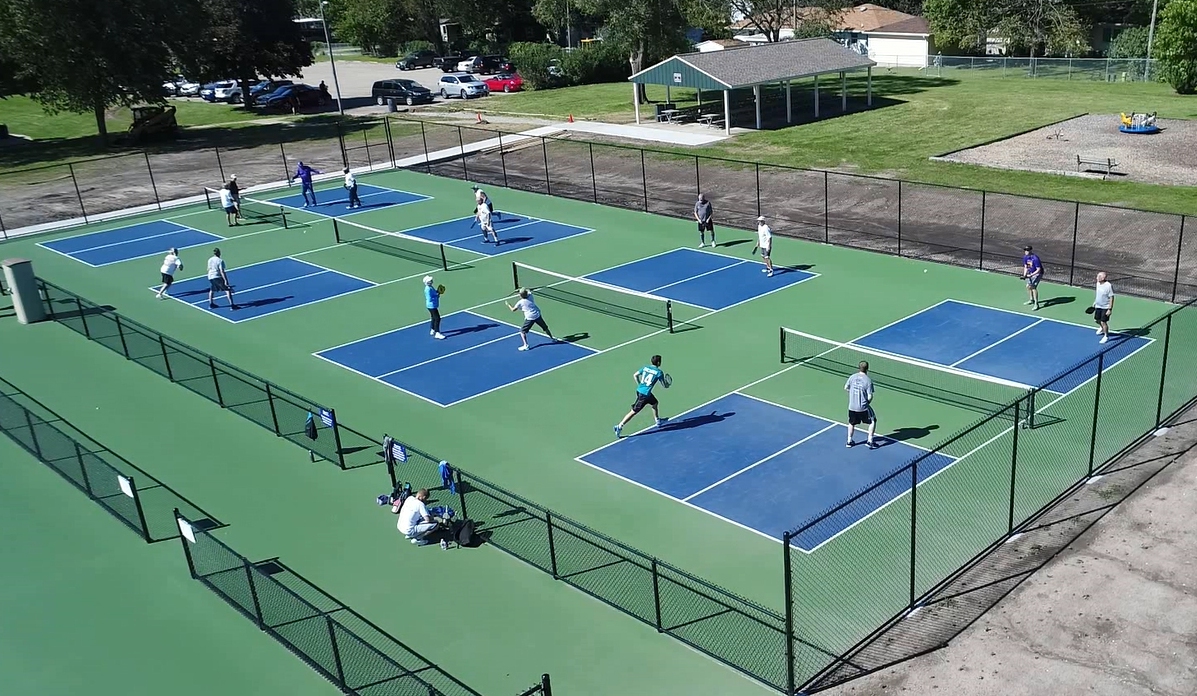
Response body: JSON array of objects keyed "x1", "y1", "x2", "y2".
[
  {"x1": 158, "y1": 257, "x2": 375, "y2": 322},
  {"x1": 587, "y1": 248, "x2": 817, "y2": 311},
  {"x1": 398, "y1": 214, "x2": 591, "y2": 256},
  {"x1": 314, "y1": 311, "x2": 597, "y2": 407},
  {"x1": 578, "y1": 393, "x2": 952, "y2": 552},
  {"x1": 265, "y1": 184, "x2": 429, "y2": 218},
  {"x1": 39, "y1": 220, "x2": 222, "y2": 267}
]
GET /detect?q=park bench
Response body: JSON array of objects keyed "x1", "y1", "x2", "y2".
[{"x1": 1076, "y1": 155, "x2": 1120, "y2": 176}]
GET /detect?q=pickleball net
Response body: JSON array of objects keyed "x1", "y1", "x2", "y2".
[
  {"x1": 333, "y1": 218, "x2": 448, "y2": 271},
  {"x1": 780, "y1": 327, "x2": 1038, "y2": 427},
  {"x1": 512, "y1": 261, "x2": 674, "y2": 332},
  {"x1": 203, "y1": 188, "x2": 289, "y2": 228}
]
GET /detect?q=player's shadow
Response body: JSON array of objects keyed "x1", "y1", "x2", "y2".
[
  {"x1": 1116, "y1": 327, "x2": 1151, "y2": 337},
  {"x1": 496, "y1": 236, "x2": 533, "y2": 246},
  {"x1": 494, "y1": 217, "x2": 528, "y2": 227},
  {"x1": 719, "y1": 239, "x2": 752, "y2": 249},
  {"x1": 885, "y1": 424, "x2": 939, "y2": 442},
  {"x1": 560, "y1": 332, "x2": 589, "y2": 343},
  {"x1": 236, "y1": 295, "x2": 292, "y2": 309},
  {"x1": 1038, "y1": 296, "x2": 1075, "y2": 309},
  {"x1": 444, "y1": 322, "x2": 500, "y2": 337},
  {"x1": 647, "y1": 410, "x2": 731, "y2": 435},
  {"x1": 773, "y1": 264, "x2": 815, "y2": 274}
]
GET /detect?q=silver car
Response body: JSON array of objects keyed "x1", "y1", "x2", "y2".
[{"x1": 438, "y1": 73, "x2": 490, "y2": 99}]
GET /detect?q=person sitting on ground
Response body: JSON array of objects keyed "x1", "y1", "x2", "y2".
[{"x1": 397, "y1": 488, "x2": 440, "y2": 546}]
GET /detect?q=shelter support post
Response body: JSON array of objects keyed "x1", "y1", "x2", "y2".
[
  {"x1": 665, "y1": 85, "x2": 671, "y2": 104},
  {"x1": 723, "y1": 89, "x2": 730, "y2": 135},
  {"x1": 814, "y1": 75, "x2": 820, "y2": 118},
  {"x1": 754, "y1": 85, "x2": 762, "y2": 129},
  {"x1": 785, "y1": 81, "x2": 792, "y2": 123},
  {"x1": 697, "y1": 90, "x2": 703, "y2": 106},
  {"x1": 633, "y1": 82, "x2": 641, "y2": 124}
]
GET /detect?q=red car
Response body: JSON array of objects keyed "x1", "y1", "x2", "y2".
[{"x1": 484, "y1": 72, "x2": 523, "y2": 93}]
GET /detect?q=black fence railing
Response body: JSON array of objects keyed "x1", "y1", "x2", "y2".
[
  {"x1": 175, "y1": 512, "x2": 553, "y2": 696},
  {"x1": 0, "y1": 374, "x2": 221, "y2": 542},
  {"x1": 5, "y1": 117, "x2": 1194, "y2": 306}
]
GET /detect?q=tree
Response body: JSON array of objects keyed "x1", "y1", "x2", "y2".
[
  {"x1": 0, "y1": 0, "x2": 183, "y2": 143},
  {"x1": 923, "y1": 0, "x2": 1001, "y2": 52},
  {"x1": 729, "y1": 0, "x2": 847, "y2": 43},
  {"x1": 997, "y1": 0, "x2": 1089, "y2": 56},
  {"x1": 333, "y1": 0, "x2": 411, "y2": 55},
  {"x1": 1108, "y1": 25, "x2": 1152, "y2": 58},
  {"x1": 1155, "y1": 0, "x2": 1197, "y2": 92}
]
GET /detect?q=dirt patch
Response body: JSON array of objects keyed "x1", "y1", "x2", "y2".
[{"x1": 939, "y1": 114, "x2": 1197, "y2": 187}]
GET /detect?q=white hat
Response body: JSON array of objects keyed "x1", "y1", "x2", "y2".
[
  {"x1": 230, "y1": 174, "x2": 237, "y2": 179},
  {"x1": 422, "y1": 276, "x2": 433, "y2": 285},
  {"x1": 756, "y1": 215, "x2": 766, "y2": 221}
]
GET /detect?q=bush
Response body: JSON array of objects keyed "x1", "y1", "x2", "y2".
[
  {"x1": 508, "y1": 42, "x2": 566, "y2": 90},
  {"x1": 1155, "y1": 0, "x2": 1197, "y2": 93},
  {"x1": 560, "y1": 41, "x2": 629, "y2": 85},
  {"x1": 400, "y1": 40, "x2": 436, "y2": 56},
  {"x1": 1107, "y1": 26, "x2": 1150, "y2": 59}
]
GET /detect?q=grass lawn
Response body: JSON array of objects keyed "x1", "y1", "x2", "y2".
[
  {"x1": 0, "y1": 96, "x2": 264, "y2": 141},
  {"x1": 457, "y1": 70, "x2": 1197, "y2": 215}
]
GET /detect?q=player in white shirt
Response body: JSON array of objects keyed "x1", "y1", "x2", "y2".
[
  {"x1": 218, "y1": 184, "x2": 238, "y2": 226},
  {"x1": 756, "y1": 215, "x2": 775, "y2": 277},
  {"x1": 506, "y1": 288, "x2": 556, "y2": 351},
  {"x1": 476, "y1": 201, "x2": 499, "y2": 245},
  {"x1": 396, "y1": 489, "x2": 439, "y2": 545},
  {"x1": 1093, "y1": 271, "x2": 1115, "y2": 344},
  {"x1": 343, "y1": 168, "x2": 361, "y2": 209},
  {"x1": 472, "y1": 185, "x2": 499, "y2": 220},
  {"x1": 155, "y1": 248, "x2": 183, "y2": 299},
  {"x1": 205, "y1": 248, "x2": 238, "y2": 310}
]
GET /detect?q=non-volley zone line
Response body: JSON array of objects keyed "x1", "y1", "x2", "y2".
[{"x1": 263, "y1": 183, "x2": 431, "y2": 219}]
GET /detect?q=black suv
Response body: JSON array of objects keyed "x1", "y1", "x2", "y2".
[
  {"x1": 395, "y1": 50, "x2": 438, "y2": 70},
  {"x1": 479, "y1": 55, "x2": 514, "y2": 75},
  {"x1": 436, "y1": 54, "x2": 465, "y2": 72},
  {"x1": 372, "y1": 79, "x2": 434, "y2": 106}
]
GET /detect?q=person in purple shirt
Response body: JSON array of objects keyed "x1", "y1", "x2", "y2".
[
  {"x1": 1021, "y1": 245, "x2": 1043, "y2": 310},
  {"x1": 293, "y1": 161, "x2": 322, "y2": 207}
]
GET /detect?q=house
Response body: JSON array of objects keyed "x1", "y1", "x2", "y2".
[
  {"x1": 695, "y1": 38, "x2": 751, "y2": 52},
  {"x1": 731, "y1": 3, "x2": 933, "y2": 67}
]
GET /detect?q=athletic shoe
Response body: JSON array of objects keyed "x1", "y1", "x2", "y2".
[
  {"x1": 1099, "y1": 336, "x2": 1108, "y2": 344},
  {"x1": 655, "y1": 417, "x2": 667, "y2": 427},
  {"x1": 613, "y1": 425, "x2": 622, "y2": 437},
  {"x1": 698, "y1": 242, "x2": 705, "y2": 248},
  {"x1": 1024, "y1": 300, "x2": 1035, "y2": 305},
  {"x1": 518, "y1": 345, "x2": 529, "y2": 351},
  {"x1": 231, "y1": 305, "x2": 240, "y2": 311},
  {"x1": 412, "y1": 538, "x2": 433, "y2": 546},
  {"x1": 761, "y1": 268, "x2": 769, "y2": 273},
  {"x1": 767, "y1": 271, "x2": 774, "y2": 277},
  {"x1": 430, "y1": 329, "x2": 435, "y2": 336},
  {"x1": 1033, "y1": 303, "x2": 1040, "y2": 311},
  {"x1": 867, "y1": 440, "x2": 879, "y2": 450},
  {"x1": 209, "y1": 303, "x2": 218, "y2": 309},
  {"x1": 846, "y1": 440, "x2": 855, "y2": 448},
  {"x1": 433, "y1": 332, "x2": 446, "y2": 340}
]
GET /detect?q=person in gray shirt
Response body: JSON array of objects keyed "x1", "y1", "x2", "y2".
[
  {"x1": 694, "y1": 193, "x2": 716, "y2": 248},
  {"x1": 845, "y1": 361, "x2": 878, "y2": 449}
]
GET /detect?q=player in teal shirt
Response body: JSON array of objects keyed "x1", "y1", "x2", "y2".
[
  {"x1": 614, "y1": 355, "x2": 668, "y2": 437},
  {"x1": 423, "y1": 275, "x2": 444, "y2": 339}
]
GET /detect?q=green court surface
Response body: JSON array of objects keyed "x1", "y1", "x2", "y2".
[{"x1": 0, "y1": 168, "x2": 1176, "y2": 692}]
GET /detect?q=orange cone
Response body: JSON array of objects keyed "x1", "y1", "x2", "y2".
[{"x1": 568, "y1": 113, "x2": 574, "y2": 123}]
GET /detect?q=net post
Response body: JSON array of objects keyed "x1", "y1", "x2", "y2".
[
  {"x1": 245, "y1": 560, "x2": 265, "y2": 629},
  {"x1": 208, "y1": 357, "x2": 225, "y2": 407},
  {"x1": 822, "y1": 171, "x2": 829, "y2": 243},
  {"x1": 1007, "y1": 399, "x2": 1020, "y2": 534},
  {"x1": 333, "y1": 218, "x2": 342, "y2": 243},
  {"x1": 540, "y1": 673, "x2": 553, "y2": 696},
  {"x1": 779, "y1": 326, "x2": 785, "y2": 363},
  {"x1": 512, "y1": 262, "x2": 520, "y2": 292},
  {"x1": 1068, "y1": 201, "x2": 1080, "y2": 287},
  {"x1": 1155, "y1": 314, "x2": 1172, "y2": 427},
  {"x1": 1172, "y1": 216, "x2": 1185, "y2": 304},
  {"x1": 908, "y1": 460, "x2": 918, "y2": 608},
  {"x1": 265, "y1": 383, "x2": 281, "y2": 435},
  {"x1": 278, "y1": 207, "x2": 288, "y2": 229},
  {"x1": 1086, "y1": 352, "x2": 1104, "y2": 477},
  {"x1": 144, "y1": 151, "x2": 162, "y2": 211},
  {"x1": 782, "y1": 531, "x2": 796, "y2": 696},
  {"x1": 651, "y1": 558, "x2": 663, "y2": 631},
  {"x1": 203, "y1": 187, "x2": 212, "y2": 210},
  {"x1": 158, "y1": 334, "x2": 174, "y2": 381},
  {"x1": 978, "y1": 190, "x2": 986, "y2": 269},
  {"x1": 175, "y1": 509, "x2": 198, "y2": 578},
  {"x1": 113, "y1": 314, "x2": 131, "y2": 358},
  {"x1": 896, "y1": 179, "x2": 903, "y2": 256},
  {"x1": 665, "y1": 300, "x2": 674, "y2": 334},
  {"x1": 438, "y1": 243, "x2": 448, "y2": 272},
  {"x1": 128, "y1": 474, "x2": 152, "y2": 542},
  {"x1": 326, "y1": 615, "x2": 347, "y2": 685},
  {"x1": 76, "y1": 297, "x2": 91, "y2": 338},
  {"x1": 640, "y1": 150, "x2": 649, "y2": 212},
  {"x1": 545, "y1": 509, "x2": 559, "y2": 578},
  {"x1": 329, "y1": 408, "x2": 346, "y2": 469}
]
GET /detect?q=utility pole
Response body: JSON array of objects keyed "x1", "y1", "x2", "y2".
[
  {"x1": 1145, "y1": 0, "x2": 1160, "y2": 82},
  {"x1": 320, "y1": 1, "x2": 344, "y2": 115}
]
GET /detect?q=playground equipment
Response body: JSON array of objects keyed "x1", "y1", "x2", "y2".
[
  {"x1": 1119, "y1": 111, "x2": 1160, "y2": 134},
  {"x1": 125, "y1": 104, "x2": 178, "y2": 143}
]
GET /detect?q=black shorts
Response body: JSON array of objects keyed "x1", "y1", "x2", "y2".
[
  {"x1": 759, "y1": 244, "x2": 772, "y2": 259},
  {"x1": 1093, "y1": 308, "x2": 1111, "y2": 323},
  {"x1": 160, "y1": 273, "x2": 175, "y2": 286},
  {"x1": 697, "y1": 220, "x2": 714, "y2": 233},
  {"x1": 209, "y1": 277, "x2": 229, "y2": 292},
  {"x1": 631, "y1": 392, "x2": 658, "y2": 413},
  {"x1": 848, "y1": 408, "x2": 874, "y2": 425},
  {"x1": 521, "y1": 316, "x2": 548, "y2": 333}
]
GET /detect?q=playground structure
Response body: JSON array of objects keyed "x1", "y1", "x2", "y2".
[{"x1": 1119, "y1": 111, "x2": 1160, "y2": 134}]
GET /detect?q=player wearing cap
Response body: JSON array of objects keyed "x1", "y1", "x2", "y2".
[
  {"x1": 423, "y1": 275, "x2": 444, "y2": 339},
  {"x1": 1022, "y1": 245, "x2": 1043, "y2": 310},
  {"x1": 227, "y1": 175, "x2": 242, "y2": 222},
  {"x1": 845, "y1": 361, "x2": 878, "y2": 449},
  {"x1": 756, "y1": 215, "x2": 774, "y2": 277},
  {"x1": 156, "y1": 247, "x2": 183, "y2": 299},
  {"x1": 472, "y1": 185, "x2": 499, "y2": 220},
  {"x1": 343, "y1": 168, "x2": 361, "y2": 209},
  {"x1": 476, "y1": 199, "x2": 499, "y2": 245},
  {"x1": 1094, "y1": 271, "x2": 1115, "y2": 344},
  {"x1": 694, "y1": 193, "x2": 715, "y2": 248},
  {"x1": 613, "y1": 355, "x2": 667, "y2": 437},
  {"x1": 506, "y1": 288, "x2": 554, "y2": 351}
]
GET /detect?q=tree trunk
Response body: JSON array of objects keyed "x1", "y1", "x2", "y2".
[
  {"x1": 629, "y1": 45, "x2": 646, "y2": 103},
  {"x1": 93, "y1": 96, "x2": 109, "y2": 146}
]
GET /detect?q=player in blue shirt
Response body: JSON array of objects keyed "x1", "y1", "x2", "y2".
[
  {"x1": 423, "y1": 275, "x2": 444, "y2": 339},
  {"x1": 1022, "y1": 245, "x2": 1043, "y2": 310},
  {"x1": 613, "y1": 355, "x2": 668, "y2": 437},
  {"x1": 293, "y1": 161, "x2": 322, "y2": 207}
]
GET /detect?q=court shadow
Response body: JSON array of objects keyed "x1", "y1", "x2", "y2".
[
  {"x1": 639, "y1": 410, "x2": 731, "y2": 436},
  {"x1": 671, "y1": 321, "x2": 703, "y2": 334},
  {"x1": 561, "y1": 332, "x2": 590, "y2": 343},
  {"x1": 496, "y1": 236, "x2": 533, "y2": 246},
  {"x1": 236, "y1": 295, "x2": 291, "y2": 309},
  {"x1": 48, "y1": 302, "x2": 116, "y2": 321},
  {"x1": 719, "y1": 239, "x2": 752, "y2": 249},
  {"x1": 1039, "y1": 295, "x2": 1075, "y2": 309},
  {"x1": 174, "y1": 289, "x2": 210, "y2": 300},
  {"x1": 1116, "y1": 327, "x2": 1151, "y2": 337},
  {"x1": 773, "y1": 264, "x2": 815, "y2": 274},
  {"x1": 885, "y1": 425, "x2": 939, "y2": 442},
  {"x1": 443, "y1": 322, "x2": 500, "y2": 337},
  {"x1": 494, "y1": 216, "x2": 527, "y2": 226}
]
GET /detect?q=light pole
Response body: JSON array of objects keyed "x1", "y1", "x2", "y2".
[
  {"x1": 319, "y1": 1, "x2": 344, "y2": 115},
  {"x1": 1145, "y1": 0, "x2": 1160, "y2": 82},
  {"x1": 566, "y1": 0, "x2": 571, "y2": 49}
]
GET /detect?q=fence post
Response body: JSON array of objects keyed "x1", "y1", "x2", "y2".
[
  {"x1": 208, "y1": 357, "x2": 225, "y2": 407},
  {"x1": 158, "y1": 334, "x2": 174, "y2": 381},
  {"x1": 75, "y1": 441, "x2": 93, "y2": 495},
  {"x1": 335, "y1": 120, "x2": 349, "y2": 168},
  {"x1": 542, "y1": 137, "x2": 551, "y2": 195},
  {"x1": 175, "y1": 509, "x2": 198, "y2": 578},
  {"x1": 67, "y1": 162, "x2": 88, "y2": 223},
  {"x1": 1087, "y1": 352, "x2": 1105, "y2": 477},
  {"x1": 24, "y1": 407, "x2": 42, "y2": 458},
  {"x1": 694, "y1": 156, "x2": 701, "y2": 196},
  {"x1": 1007, "y1": 399, "x2": 1021, "y2": 534},
  {"x1": 278, "y1": 142, "x2": 289, "y2": 182},
  {"x1": 782, "y1": 531, "x2": 796, "y2": 696},
  {"x1": 419, "y1": 121, "x2": 432, "y2": 175},
  {"x1": 39, "y1": 280, "x2": 55, "y2": 319},
  {"x1": 588, "y1": 143, "x2": 598, "y2": 203},
  {"x1": 127, "y1": 474, "x2": 152, "y2": 542},
  {"x1": 325, "y1": 615, "x2": 347, "y2": 685},
  {"x1": 540, "y1": 674, "x2": 553, "y2": 696},
  {"x1": 245, "y1": 561, "x2": 265, "y2": 629},
  {"x1": 458, "y1": 126, "x2": 469, "y2": 181},
  {"x1": 1155, "y1": 314, "x2": 1172, "y2": 427},
  {"x1": 1068, "y1": 202, "x2": 1080, "y2": 287},
  {"x1": 113, "y1": 314, "x2": 131, "y2": 358},
  {"x1": 329, "y1": 408, "x2": 345, "y2": 469},
  {"x1": 908, "y1": 461, "x2": 918, "y2": 607},
  {"x1": 978, "y1": 190, "x2": 987, "y2": 269},
  {"x1": 76, "y1": 297, "x2": 91, "y2": 338},
  {"x1": 640, "y1": 150, "x2": 649, "y2": 212},
  {"x1": 383, "y1": 117, "x2": 396, "y2": 166},
  {"x1": 1172, "y1": 216, "x2": 1185, "y2": 304},
  {"x1": 755, "y1": 163, "x2": 761, "y2": 218},
  {"x1": 144, "y1": 152, "x2": 162, "y2": 210},
  {"x1": 822, "y1": 171, "x2": 830, "y2": 243},
  {"x1": 214, "y1": 146, "x2": 227, "y2": 182},
  {"x1": 545, "y1": 509, "x2": 559, "y2": 578},
  {"x1": 264, "y1": 383, "x2": 281, "y2": 435},
  {"x1": 896, "y1": 180, "x2": 903, "y2": 256},
  {"x1": 647, "y1": 558, "x2": 664, "y2": 633},
  {"x1": 499, "y1": 132, "x2": 509, "y2": 188}
]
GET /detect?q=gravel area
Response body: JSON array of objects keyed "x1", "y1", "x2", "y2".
[{"x1": 938, "y1": 114, "x2": 1197, "y2": 186}]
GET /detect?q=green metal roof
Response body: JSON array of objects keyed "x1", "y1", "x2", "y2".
[{"x1": 630, "y1": 38, "x2": 875, "y2": 89}]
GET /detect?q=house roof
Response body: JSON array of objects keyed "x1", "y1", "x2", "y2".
[
  {"x1": 730, "y1": 3, "x2": 930, "y2": 36},
  {"x1": 700, "y1": 38, "x2": 750, "y2": 47},
  {"x1": 870, "y1": 16, "x2": 931, "y2": 35},
  {"x1": 630, "y1": 38, "x2": 875, "y2": 89}
]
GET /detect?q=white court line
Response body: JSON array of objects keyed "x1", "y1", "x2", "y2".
[
  {"x1": 285, "y1": 255, "x2": 376, "y2": 287},
  {"x1": 946, "y1": 297, "x2": 1113, "y2": 332},
  {"x1": 48, "y1": 224, "x2": 190, "y2": 254},
  {"x1": 37, "y1": 223, "x2": 224, "y2": 268},
  {"x1": 267, "y1": 189, "x2": 431, "y2": 218},
  {"x1": 377, "y1": 332, "x2": 523, "y2": 378},
  {"x1": 310, "y1": 352, "x2": 448, "y2": 408},
  {"x1": 447, "y1": 226, "x2": 597, "y2": 259},
  {"x1": 949, "y1": 319, "x2": 1045, "y2": 367},
  {"x1": 683, "y1": 424, "x2": 840, "y2": 502},
  {"x1": 734, "y1": 392, "x2": 938, "y2": 453},
  {"x1": 647, "y1": 259, "x2": 748, "y2": 295},
  {"x1": 177, "y1": 270, "x2": 331, "y2": 306},
  {"x1": 445, "y1": 218, "x2": 543, "y2": 244}
]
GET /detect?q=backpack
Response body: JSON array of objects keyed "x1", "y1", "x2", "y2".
[
  {"x1": 453, "y1": 519, "x2": 479, "y2": 548},
  {"x1": 389, "y1": 482, "x2": 412, "y2": 513}
]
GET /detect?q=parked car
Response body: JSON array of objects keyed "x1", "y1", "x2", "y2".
[
  {"x1": 257, "y1": 84, "x2": 330, "y2": 110},
  {"x1": 176, "y1": 80, "x2": 201, "y2": 97},
  {"x1": 250, "y1": 79, "x2": 292, "y2": 99},
  {"x1": 396, "y1": 50, "x2": 439, "y2": 70},
  {"x1": 455, "y1": 56, "x2": 480, "y2": 73},
  {"x1": 484, "y1": 72, "x2": 523, "y2": 93},
  {"x1": 436, "y1": 54, "x2": 465, "y2": 72},
  {"x1": 547, "y1": 59, "x2": 564, "y2": 78},
  {"x1": 372, "y1": 79, "x2": 434, "y2": 106},
  {"x1": 479, "y1": 55, "x2": 514, "y2": 74},
  {"x1": 200, "y1": 80, "x2": 239, "y2": 102},
  {"x1": 438, "y1": 73, "x2": 490, "y2": 99}
]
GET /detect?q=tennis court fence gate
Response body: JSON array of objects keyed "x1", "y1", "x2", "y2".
[{"x1": 3, "y1": 117, "x2": 1195, "y2": 306}]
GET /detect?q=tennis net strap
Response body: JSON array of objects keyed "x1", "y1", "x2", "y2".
[
  {"x1": 780, "y1": 327, "x2": 1036, "y2": 424},
  {"x1": 512, "y1": 261, "x2": 674, "y2": 332},
  {"x1": 204, "y1": 187, "x2": 289, "y2": 228},
  {"x1": 333, "y1": 218, "x2": 448, "y2": 271}
]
